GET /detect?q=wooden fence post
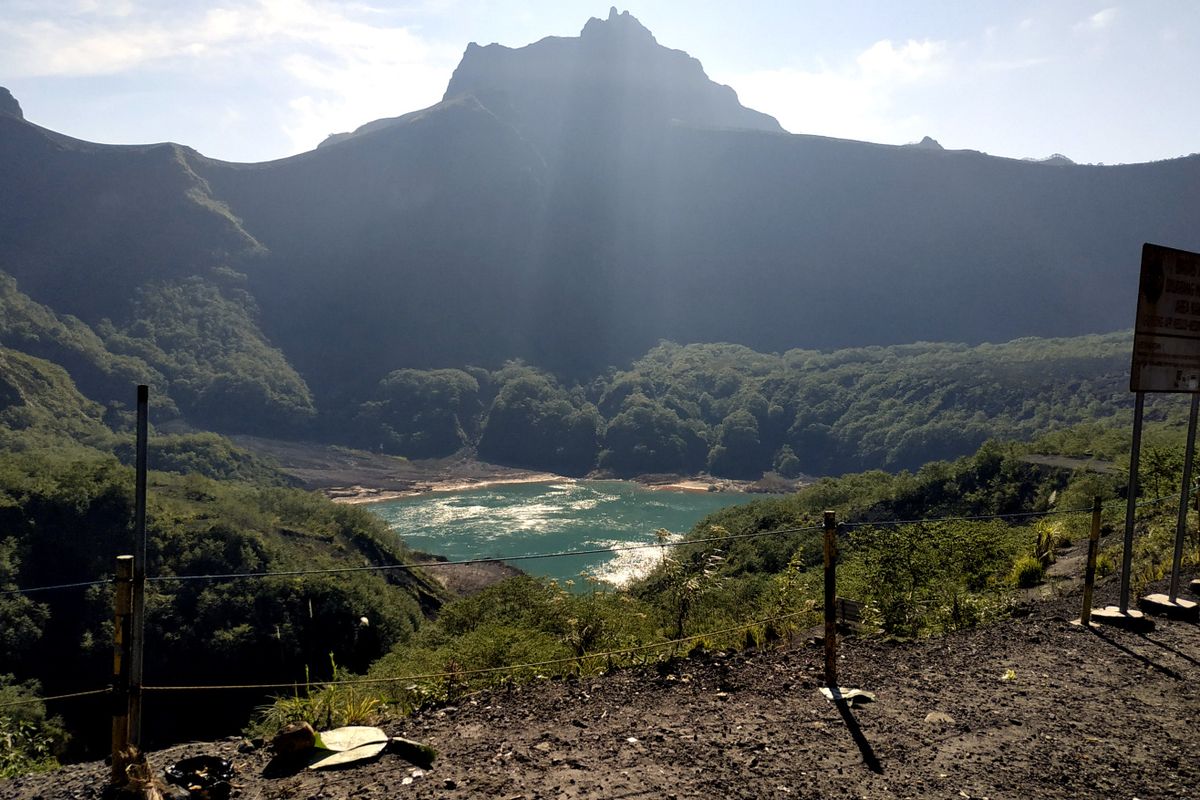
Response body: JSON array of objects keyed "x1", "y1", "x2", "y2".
[
  {"x1": 823, "y1": 510, "x2": 837, "y2": 688},
  {"x1": 1080, "y1": 497, "x2": 1102, "y2": 626},
  {"x1": 111, "y1": 555, "x2": 134, "y2": 783}
]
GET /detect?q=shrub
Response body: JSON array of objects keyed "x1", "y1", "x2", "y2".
[{"x1": 1009, "y1": 555, "x2": 1044, "y2": 588}]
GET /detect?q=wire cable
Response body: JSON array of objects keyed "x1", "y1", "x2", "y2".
[
  {"x1": 840, "y1": 494, "x2": 1172, "y2": 530},
  {"x1": 0, "y1": 494, "x2": 1175, "y2": 595},
  {"x1": 0, "y1": 688, "x2": 110, "y2": 711},
  {"x1": 145, "y1": 524, "x2": 826, "y2": 585},
  {"x1": 0, "y1": 578, "x2": 112, "y2": 599}
]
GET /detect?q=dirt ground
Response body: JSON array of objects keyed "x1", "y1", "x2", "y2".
[{"x1": 4, "y1": 573, "x2": 1197, "y2": 800}]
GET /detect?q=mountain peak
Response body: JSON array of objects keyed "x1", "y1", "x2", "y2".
[
  {"x1": 904, "y1": 135, "x2": 944, "y2": 151},
  {"x1": 0, "y1": 87, "x2": 23, "y2": 120},
  {"x1": 442, "y1": 10, "x2": 782, "y2": 144},
  {"x1": 580, "y1": 7, "x2": 657, "y2": 44}
]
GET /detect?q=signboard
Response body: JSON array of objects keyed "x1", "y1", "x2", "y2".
[{"x1": 1131, "y1": 243, "x2": 1200, "y2": 392}]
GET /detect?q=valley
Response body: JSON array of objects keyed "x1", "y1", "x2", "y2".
[{"x1": 2, "y1": 6, "x2": 1199, "y2": 795}]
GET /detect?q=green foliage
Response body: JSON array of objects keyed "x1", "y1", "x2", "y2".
[
  {"x1": 646, "y1": 528, "x2": 727, "y2": 639},
  {"x1": 1009, "y1": 555, "x2": 1045, "y2": 588},
  {"x1": 0, "y1": 348, "x2": 110, "y2": 444},
  {"x1": 0, "y1": 272, "x2": 171, "y2": 417},
  {"x1": 599, "y1": 396, "x2": 707, "y2": 475},
  {"x1": 837, "y1": 521, "x2": 1026, "y2": 636},
  {"x1": 0, "y1": 272, "x2": 1166, "y2": 483},
  {"x1": 333, "y1": 332, "x2": 1154, "y2": 479},
  {"x1": 250, "y1": 656, "x2": 383, "y2": 736},
  {"x1": 477, "y1": 364, "x2": 600, "y2": 474},
  {"x1": 104, "y1": 277, "x2": 316, "y2": 434},
  {"x1": 633, "y1": 436, "x2": 1114, "y2": 638},
  {"x1": 587, "y1": 335, "x2": 1139, "y2": 478},
  {"x1": 354, "y1": 368, "x2": 482, "y2": 458},
  {"x1": 0, "y1": 678, "x2": 66, "y2": 778},
  {"x1": 112, "y1": 431, "x2": 288, "y2": 485},
  {"x1": 0, "y1": 447, "x2": 444, "y2": 749},
  {"x1": 0, "y1": 716, "x2": 59, "y2": 778}
]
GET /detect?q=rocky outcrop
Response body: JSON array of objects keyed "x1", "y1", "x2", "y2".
[
  {"x1": 442, "y1": 6, "x2": 783, "y2": 144},
  {"x1": 0, "y1": 87, "x2": 23, "y2": 120}
]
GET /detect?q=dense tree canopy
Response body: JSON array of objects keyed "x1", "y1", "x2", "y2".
[
  {"x1": 477, "y1": 363, "x2": 601, "y2": 474},
  {"x1": 354, "y1": 368, "x2": 482, "y2": 457}
]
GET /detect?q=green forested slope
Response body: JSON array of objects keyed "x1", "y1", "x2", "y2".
[
  {"x1": 0, "y1": 274, "x2": 1148, "y2": 480},
  {"x1": 0, "y1": 445, "x2": 445, "y2": 755},
  {"x1": 591, "y1": 335, "x2": 1134, "y2": 477},
  {"x1": 0, "y1": 358, "x2": 441, "y2": 757},
  {"x1": 0, "y1": 347, "x2": 111, "y2": 447},
  {"x1": 341, "y1": 333, "x2": 1138, "y2": 479}
]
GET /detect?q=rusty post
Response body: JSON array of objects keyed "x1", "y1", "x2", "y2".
[
  {"x1": 1080, "y1": 497, "x2": 1103, "y2": 626},
  {"x1": 823, "y1": 510, "x2": 837, "y2": 688},
  {"x1": 111, "y1": 555, "x2": 134, "y2": 783}
]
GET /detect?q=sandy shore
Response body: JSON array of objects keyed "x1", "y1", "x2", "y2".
[
  {"x1": 328, "y1": 473, "x2": 567, "y2": 505},
  {"x1": 230, "y1": 435, "x2": 569, "y2": 504},
  {"x1": 640, "y1": 477, "x2": 748, "y2": 493},
  {"x1": 231, "y1": 435, "x2": 802, "y2": 503},
  {"x1": 632, "y1": 472, "x2": 806, "y2": 494}
]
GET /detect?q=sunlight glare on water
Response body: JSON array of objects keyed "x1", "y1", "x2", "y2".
[{"x1": 367, "y1": 480, "x2": 745, "y2": 587}]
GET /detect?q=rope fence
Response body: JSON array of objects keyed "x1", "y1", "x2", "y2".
[
  {"x1": 0, "y1": 688, "x2": 110, "y2": 711},
  {"x1": 0, "y1": 577, "x2": 113, "y2": 599},
  {"x1": 0, "y1": 611, "x2": 814, "y2": 712},
  {"x1": 144, "y1": 523, "x2": 826, "y2": 584}
]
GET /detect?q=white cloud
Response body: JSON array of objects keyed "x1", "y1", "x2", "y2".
[
  {"x1": 0, "y1": 0, "x2": 449, "y2": 77},
  {"x1": 0, "y1": 0, "x2": 457, "y2": 155},
  {"x1": 856, "y1": 39, "x2": 948, "y2": 83},
  {"x1": 1076, "y1": 7, "x2": 1118, "y2": 32},
  {"x1": 718, "y1": 38, "x2": 949, "y2": 144},
  {"x1": 979, "y1": 55, "x2": 1053, "y2": 72}
]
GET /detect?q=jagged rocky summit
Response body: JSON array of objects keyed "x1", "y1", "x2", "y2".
[
  {"x1": 905, "y1": 135, "x2": 944, "y2": 150},
  {"x1": 0, "y1": 87, "x2": 23, "y2": 120},
  {"x1": 320, "y1": 7, "x2": 781, "y2": 149}
]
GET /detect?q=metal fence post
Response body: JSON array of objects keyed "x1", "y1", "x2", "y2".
[
  {"x1": 1169, "y1": 394, "x2": 1199, "y2": 602},
  {"x1": 1080, "y1": 497, "x2": 1102, "y2": 626},
  {"x1": 823, "y1": 510, "x2": 837, "y2": 688},
  {"x1": 1119, "y1": 391, "x2": 1145, "y2": 612},
  {"x1": 111, "y1": 555, "x2": 134, "y2": 783},
  {"x1": 130, "y1": 385, "x2": 148, "y2": 748}
]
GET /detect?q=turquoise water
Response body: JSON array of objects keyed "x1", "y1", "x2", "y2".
[{"x1": 367, "y1": 480, "x2": 747, "y2": 586}]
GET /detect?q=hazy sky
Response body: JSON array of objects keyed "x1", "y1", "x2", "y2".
[{"x1": 1, "y1": 1, "x2": 1196, "y2": 164}]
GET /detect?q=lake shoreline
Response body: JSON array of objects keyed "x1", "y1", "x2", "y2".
[
  {"x1": 364, "y1": 478, "x2": 756, "y2": 588},
  {"x1": 328, "y1": 473, "x2": 567, "y2": 505},
  {"x1": 231, "y1": 435, "x2": 802, "y2": 506}
]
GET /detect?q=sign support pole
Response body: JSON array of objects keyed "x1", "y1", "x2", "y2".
[
  {"x1": 1168, "y1": 394, "x2": 1199, "y2": 602},
  {"x1": 1078, "y1": 497, "x2": 1103, "y2": 626},
  {"x1": 1119, "y1": 392, "x2": 1144, "y2": 613}
]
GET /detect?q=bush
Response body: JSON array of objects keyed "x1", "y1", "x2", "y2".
[
  {"x1": 1009, "y1": 555, "x2": 1044, "y2": 588},
  {"x1": 0, "y1": 678, "x2": 66, "y2": 778}
]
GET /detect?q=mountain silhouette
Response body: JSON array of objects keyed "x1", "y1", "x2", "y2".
[{"x1": 0, "y1": 12, "x2": 1198, "y2": 429}]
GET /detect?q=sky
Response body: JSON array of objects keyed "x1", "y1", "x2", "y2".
[{"x1": 1, "y1": 1, "x2": 1196, "y2": 165}]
